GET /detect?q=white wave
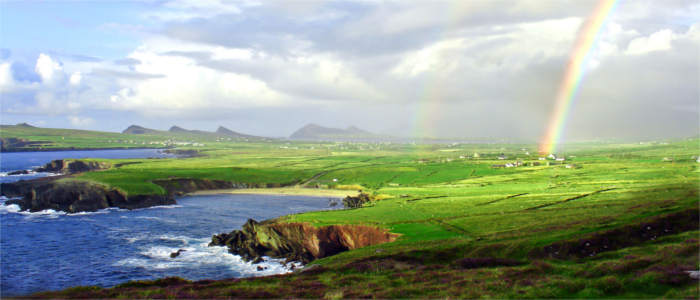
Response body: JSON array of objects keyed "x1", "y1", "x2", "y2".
[
  {"x1": 113, "y1": 236, "x2": 296, "y2": 277},
  {"x1": 67, "y1": 207, "x2": 126, "y2": 216},
  {"x1": 0, "y1": 171, "x2": 60, "y2": 177},
  {"x1": 0, "y1": 204, "x2": 128, "y2": 218},
  {"x1": 148, "y1": 204, "x2": 183, "y2": 209},
  {"x1": 0, "y1": 203, "x2": 21, "y2": 213},
  {"x1": 155, "y1": 234, "x2": 191, "y2": 243},
  {"x1": 19, "y1": 208, "x2": 67, "y2": 219}
]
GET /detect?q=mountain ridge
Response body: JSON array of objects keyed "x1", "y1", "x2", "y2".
[{"x1": 289, "y1": 123, "x2": 379, "y2": 141}]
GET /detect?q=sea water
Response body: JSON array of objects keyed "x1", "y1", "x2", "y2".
[
  {"x1": 0, "y1": 150, "x2": 340, "y2": 296},
  {"x1": 0, "y1": 149, "x2": 177, "y2": 183}
]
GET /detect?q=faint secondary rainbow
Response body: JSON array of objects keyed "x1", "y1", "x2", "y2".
[
  {"x1": 539, "y1": 0, "x2": 619, "y2": 154},
  {"x1": 412, "y1": 2, "x2": 470, "y2": 140}
]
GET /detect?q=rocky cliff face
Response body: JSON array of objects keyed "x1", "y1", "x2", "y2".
[
  {"x1": 210, "y1": 219, "x2": 398, "y2": 263},
  {"x1": 153, "y1": 178, "x2": 239, "y2": 197},
  {"x1": 1, "y1": 179, "x2": 174, "y2": 213},
  {"x1": 0, "y1": 176, "x2": 240, "y2": 213},
  {"x1": 36, "y1": 159, "x2": 112, "y2": 174}
]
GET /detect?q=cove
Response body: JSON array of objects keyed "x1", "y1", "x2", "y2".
[{"x1": 0, "y1": 193, "x2": 340, "y2": 297}]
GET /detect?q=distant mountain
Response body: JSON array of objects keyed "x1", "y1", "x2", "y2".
[
  {"x1": 289, "y1": 124, "x2": 379, "y2": 141},
  {"x1": 168, "y1": 126, "x2": 189, "y2": 133},
  {"x1": 122, "y1": 124, "x2": 266, "y2": 140},
  {"x1": 16, "y1": 122, "x2": 35, "y2": 128},
  {"x1": 216, "y1": 126, "x2": 259, "y2": 139},
  {"x1": 122, "y1": 125, "x2": 162, "y2": 134}
]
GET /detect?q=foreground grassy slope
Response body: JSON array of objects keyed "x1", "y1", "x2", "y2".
[{"x1": 21, "y1": 137, "x2": 700, "y2": 298}]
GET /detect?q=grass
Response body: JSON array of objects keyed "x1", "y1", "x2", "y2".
[{"x1": 3, "y1": 125, "x2": 698, "y2": 298}]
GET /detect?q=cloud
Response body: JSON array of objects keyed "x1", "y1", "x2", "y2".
[
  {"x1": 69, "y1": 72, "x2": 82, "y2": 85},
  {"x1": 35, "y1": 53, "x2": 64, "y2": 84},
  {"x1": 625, "y1": 29, "x2": 676, "y2": 55},
  {"x1": 1, "y1": 1, "x2": 697, "y2": 139},
  {"x1": 68, "y1": 115, "x2": 94, "y2": 127},
  {"x1": 0, "y1": 62, "x2": 15, "y2": 92},
  {"x1": 145, "y1": 0, "x2": 245, "y2": 21}
]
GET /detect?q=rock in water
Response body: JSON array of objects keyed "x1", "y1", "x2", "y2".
[
  {"x1": 170, "y1": 249, "x2": 186, "y2": 258},
  {"x1": 7, "y1": 170, "x2": 30, "y2": 175}
]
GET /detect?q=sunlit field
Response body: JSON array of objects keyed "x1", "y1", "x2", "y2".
[{"x1": 11, "y1": 125, "x2": 694, "y2": 298}]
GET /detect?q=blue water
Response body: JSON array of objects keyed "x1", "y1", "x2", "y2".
[
  {"x1": 0, "y1": 149, "x2": 177, "y2": 183},
  {"x1": 0, "y1": 150, "x2": 341, "y2": 296}
]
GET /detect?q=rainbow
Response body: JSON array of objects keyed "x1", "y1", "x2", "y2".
[{"x1": 539, "y1": 0, "x2": 619, "y2": 154}]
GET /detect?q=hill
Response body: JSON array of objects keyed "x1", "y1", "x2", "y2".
[
  {"x1": 289, "y1": 123, "x2": 380, "y2": 141},
  {"x1": 216, "y1": 126, "x2": 259, "y2": 139},
  {"x1": 122, "y1": 125, "x2": 162, "y2": 135},
  {"x1": 123, "y1": 125, "x2": 265, "y2": 140}
]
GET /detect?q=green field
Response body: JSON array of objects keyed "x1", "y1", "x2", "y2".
[{"x1": 3, "y1": 125, "x2": 699, "y2": 298}]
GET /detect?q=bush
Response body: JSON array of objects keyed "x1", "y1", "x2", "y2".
[{"x1": 342, "y1": 192, "x2": 372, "y2": 208}]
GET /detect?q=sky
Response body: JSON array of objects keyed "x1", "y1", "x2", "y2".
[{"x1": 0, "y1": 0, "x2": 698, "y2": 141}]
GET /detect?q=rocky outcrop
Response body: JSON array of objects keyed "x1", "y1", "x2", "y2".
[
  {"x1": 0, "y1": 137, "x2": 52, "y2": 151},
  {"x1": 1, "y1": 179, "x2": 174, "y2": 213},
  {"x1": 210, "y1": 219, "x2": 398, "y2": 263},
  {"x1": 36, "y1": 159, "x2": 111, "y2": 174},
  {"x1": 153, "y1": 178, "x2": 239, "y2": 197},
  {"x1": 7, "y1": 170, "x2": 31, "y2": 175},
  {"x1": 0, "y1": 176, "x2": 242, "y2": 213}
]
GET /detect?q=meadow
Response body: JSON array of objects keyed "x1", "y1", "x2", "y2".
[{"x1": 3, "y1": 125, "x2": 698, "y2": 298}]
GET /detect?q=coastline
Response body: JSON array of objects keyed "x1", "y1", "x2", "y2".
[
  {"x1": 188, "y1": 187, "x2": 356, "y2": 198},
  {"x1": 0, "y1": 146, "x2": 171, "y2": 153}
]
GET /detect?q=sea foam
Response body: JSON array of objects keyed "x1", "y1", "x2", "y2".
[{"x1": 113, "y1": 236, "x2": 296, "y2": 277}]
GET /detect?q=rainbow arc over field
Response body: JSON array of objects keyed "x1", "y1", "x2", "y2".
[{"x1": 539, "y1": 0, "x2": 619, "y2": 154}]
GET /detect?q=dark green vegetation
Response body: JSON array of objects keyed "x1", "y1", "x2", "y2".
[{"x1": 4, "y1": 125, "x2": 698, "y2": 298}]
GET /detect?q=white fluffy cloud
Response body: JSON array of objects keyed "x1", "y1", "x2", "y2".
[
  {"x1": 0, "y1": 62, "x2": 15, "y2": 92},
  {"x1": 69, "y1": 72, "x2": 82, "y2": 86},
  {"x1": 35, "y1": 53, "x2": 64, "y2": 84},
  {"x1": 625, "y1": 29, "x2": 676, "y2": 55},
  {"x1": 68, "y1": 115, "x2": 94, "y2": 127}
]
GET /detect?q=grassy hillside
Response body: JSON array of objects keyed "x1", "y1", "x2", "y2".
[{"x1": 18, "y1": 136, "x2": 700, "y2": 298}]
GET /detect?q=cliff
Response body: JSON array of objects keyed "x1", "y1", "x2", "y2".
[
  {"x1": 210, "y1": 219, "x2": 398, "y2": 263},
  {"x1": 36, "y1": 159, "x2": 112, "y2": 174},
  {"x1": 1, "y1": 179, "x2": 173, "y2": 213},
  {"x1": 1, "y1": 175, "x2": 241, "y2": 213},
  {"x1": 153, "y1": 178, "x2": 239, "y2": 197}
]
